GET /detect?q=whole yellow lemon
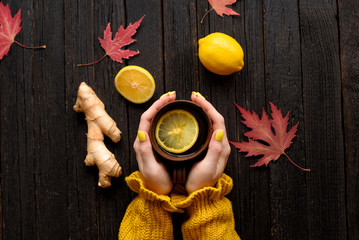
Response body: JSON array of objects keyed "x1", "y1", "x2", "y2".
[{"x1": 198, "y1": 32, "x2": 244, "y2": 76}]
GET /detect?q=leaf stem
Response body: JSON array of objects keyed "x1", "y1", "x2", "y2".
[
  {"x1": 77, "y1": 54, "x2": 107, "y2": 67},
  {"x1": 283, "y1": 152, "x2": 310, "y2": 172},
  {"x1": 14, "y1": 41, "x2": 46, "y2": 49},
  {"x1": 201, "y1": 8, "x2": 214, "y2": 24}
]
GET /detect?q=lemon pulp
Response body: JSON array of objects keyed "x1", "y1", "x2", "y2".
[
  {"x1": 114, "y1": 65, "x2": 155, "y2": 104},
  {"x1": 155, "y1": 109, "x2": 199, "y2": 154}
]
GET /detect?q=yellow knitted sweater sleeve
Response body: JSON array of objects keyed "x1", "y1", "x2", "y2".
[
  {"x1": 171, "y1": 174, "x2": 240, "y2": 240},
  {"x1": 118, "y1": 171, "x2": 181, "y2": 240}
]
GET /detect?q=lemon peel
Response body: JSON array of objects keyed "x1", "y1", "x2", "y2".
[{"x1": 198, "y1": 32, "x2": 244, "y2": 76}]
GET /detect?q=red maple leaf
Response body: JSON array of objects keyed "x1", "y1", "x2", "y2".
[
  {"x1": 0, "y1": 2, "x2": 45, "y2": 60},
  {"x1": 229, "y1": 102, "x2": 310, "y2": 171},
  {"x1": 78, "y1": 15, "x2": 145, "y2": 66},
  {"x1": 201, "y1": 0, "x2": 239, "y2": 23}
]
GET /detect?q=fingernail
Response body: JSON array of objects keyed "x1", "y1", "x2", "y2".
[
  {"x1": 137, "y1": 131, "x2": 146, "y2": 142},
  {"x1": 160, "y1": 91, "x2": 176, "y2": 99},
  {"x1": 215, "y1": 130, "x2": 224, "y2": 142},
  {"x1": 192, "y1": 91, "x2": 206, "y2": 100}
]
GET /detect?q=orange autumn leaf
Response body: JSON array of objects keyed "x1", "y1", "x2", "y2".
[{"x1": 229, "y1": 102, "x2": 310, "y2": 171}]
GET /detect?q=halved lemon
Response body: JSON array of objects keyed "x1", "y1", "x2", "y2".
[
  {"x1": 114, "y1": 65, "x2": 156, "y2": 104},
  {"x1": 155, "y1": 109, "x2": 199, "y2": 154}
]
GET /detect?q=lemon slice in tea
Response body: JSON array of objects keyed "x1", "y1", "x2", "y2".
[
  {"x1": 114, "y1": 65, "x2": 156, "y2": 104},
  {"x1": 155, "y1": 109, "x2": 199, "y2": 154}
]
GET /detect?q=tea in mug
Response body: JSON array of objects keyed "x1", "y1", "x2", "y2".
[{"x1": 155, "y1": 109, "x2": 199, "y2": 154}]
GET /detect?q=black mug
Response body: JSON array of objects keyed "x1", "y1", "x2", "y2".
[{"x1": 149, "y1": 100, "x2": 213, "y2": 184}]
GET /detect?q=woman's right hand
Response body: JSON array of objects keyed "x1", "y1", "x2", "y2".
[{"x1": 185, "y1": 92, "x2": 231, "y2": 194}]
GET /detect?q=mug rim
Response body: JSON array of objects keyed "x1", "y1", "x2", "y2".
[{"x1": 149, "y1": 100, "x2": 212, "y2": 162}]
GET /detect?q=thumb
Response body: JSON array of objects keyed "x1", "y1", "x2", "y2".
[
  {"x1": 136, "y1": 131, "x2": 153, "y2": 156},
  {"x1": 205, "y1": 129, "x2": 225, "y2": 162},
  {"x1": 136, "y1": 131, "x2": 152, "y2": 165},
  {"x1": 136, "y1": 131, "x2": 160, "y2": 169}
]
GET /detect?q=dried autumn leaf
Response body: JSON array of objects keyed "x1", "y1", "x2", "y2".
[
  {"x1": 0, "y1": 2, "x2": 46, "y2": 60},
  {"x1": 78, "y1": 15, "x2": 145, "y2": 67},
  {"x1": 201, "y1": 0, "x2": 240, "y2": 23},
  {"x1": 229, "y1": 102, "x2": 310, "y2": 171}
]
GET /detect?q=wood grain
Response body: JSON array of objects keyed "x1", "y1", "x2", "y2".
[
  {"x1": 338, "y1": 0, "x2": 359, "y2": 239},
  {"x1": 299, "y1": 0, "x2": 347, "y2": 239},
  {"x1": 0, "y1": 0, "x2": 356, "y2": 239},
  {"x1": 64, "y1": 0, "x2": 99, "y2": 238},
  {"x1": 234, "y1": 0, "x2": 271, "y2": 239},
  {"x1": 264, "y1": 0, "x2": 308, "y2": 239}
]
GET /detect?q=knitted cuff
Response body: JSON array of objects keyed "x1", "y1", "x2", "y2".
[
  {"x1": 170, "y1": 174, "x2": 240, "y2": 240},
  {"x1": 170, "y1": 173, "x2": 233, "y2": 208},
  {"x1": 125, "y1": 171, "x2": 180, "y2": 213},
  {"x1": 119, "y1": 171, "x2": 179, "y2": 240}
]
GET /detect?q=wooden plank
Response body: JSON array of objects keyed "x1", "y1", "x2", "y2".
[
  {"x1": 26, "y1": 0, "x2": 68, "y2": 239},
  {"x1": 124, "y1": 0, "x2": 165, "y2": 174},
  {"x1": 16, "y1": 1, "x2": 38, "y2": 238},
  {"x1": 120, "y1": 7, "x2": 166, "y2": 235},
  {"x1": 91, "y1": 1, "x2": 152, "y2": 239},
  {"x1": 79, "y1": 1, "x2": 165, "y2": 239},
  {"x1": 0, "y1": 1, "x2": 24, "y2": 238},
  {"x1": 66, "y1": 1, "x2": 138, "y2": 239},
  {"x1": 0, "y1": 55, "x2": 23, "y2": 239},
  {"x1": 229, "y1": 0, "x2": 271, "y2": 239},
  {"x1": 196, "y1": 1, "x2": 270, "y2": 239},
  {"x1": 32, "y1": 1, "x2": 68, "y2": 239},
  {"x1": 206, "y1": 5, "x2": 242, "y2": 239},
  {"x1": 263, "y1": 0, "x2": 308, "y2": 239},
  {"x1": 0, "y1": 0, "x2": 41, "y2": 239},
  {"x1": 92, "y1": 1, "x2": 127, "y2": 239},
  {"x1": 163, "y1": 0, "x2": 198, "y2": 99},
  {"x1": 162, "y1": 1, "x2": 198, "y2": 238},
  {"x1": 338, "y1": 0, "x2": 359, "y2": 238},
  {"x1": 64, "y1": 0, "x2": 100, "y2": 239},
  {"x1": 299, "y1": 1, "x2": 347, "y2": 239}
]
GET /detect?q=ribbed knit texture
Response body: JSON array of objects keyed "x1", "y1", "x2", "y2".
[
  {"x1": 118, "y1": 171, "x2": 180, "y2": 240},
  {"x1": 171, "y1": 174, "x2": 240, "y2": 240},
  {"x1": 119, "y1": 172, "x2": 240, "y2": 240}
]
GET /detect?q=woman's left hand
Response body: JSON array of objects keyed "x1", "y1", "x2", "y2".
[{"x1": 133, "y1": 92, "x2": 176, "y2": 195}]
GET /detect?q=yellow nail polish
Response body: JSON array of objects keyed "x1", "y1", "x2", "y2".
[
  {"x1": 138, "y1": 131, "x2": 146, "y2": 142},
  {"x1": 160, "y1": 91, "x2": 176, "y2": 99},
  {"x1": 215, "y1": 130, "x2": 224, "y2": 142},
  {"x1": 192, "y1": 91, "x2": 206, "y2": 100}
]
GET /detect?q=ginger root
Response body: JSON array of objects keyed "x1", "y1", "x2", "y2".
[{"x1": 74, "y1": 82, "x2": 122, "y2": 188}]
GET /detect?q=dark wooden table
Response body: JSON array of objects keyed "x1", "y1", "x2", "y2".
[{"x1": 1, "y1": 0, "x2": 358, "y2": 239}]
